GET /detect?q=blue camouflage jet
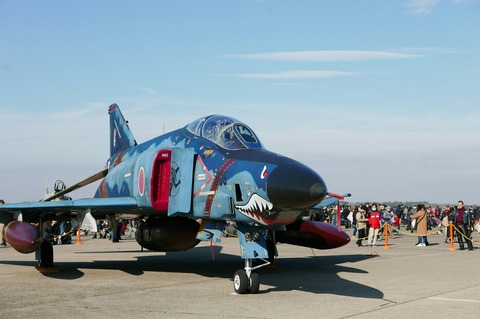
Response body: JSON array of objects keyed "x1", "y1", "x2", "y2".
[{"x1": 0, "y1": 104, "x2": 350, "y2": 294}]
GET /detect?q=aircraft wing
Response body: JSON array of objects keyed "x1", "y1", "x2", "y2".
[
  {"x1": 0, "y1": 197, "x2": 141, "y2": 223},
  {"x1": 314, "y1": 192, "x2": 351, "y2": 208},
  {"x1": 314, "y1": 196, "x2": 339, "y2": 208}
]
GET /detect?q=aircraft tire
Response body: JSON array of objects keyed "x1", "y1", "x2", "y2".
[
  {"x1": 249, "y1": 272, "x2": 260, "y2": 294},
  {"x1": 39, "y1": 240, "x2": 54, "y2": 268},
  {"x1": 233, "y1": 269, "x2": 249, "y2": 294}
]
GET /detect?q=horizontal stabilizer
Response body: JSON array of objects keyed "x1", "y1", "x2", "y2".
[{"x1": 42, "y1": 169, "x2": 108, "y2": 202}]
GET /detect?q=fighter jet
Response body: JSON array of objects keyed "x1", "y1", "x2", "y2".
[{"x1": 0, "y1": 104, "x2": 350, "y2": 294}]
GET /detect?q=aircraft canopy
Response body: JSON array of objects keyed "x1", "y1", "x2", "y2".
[{"x1": 186, "y1": 115, "x2": 263, "y2": 150}]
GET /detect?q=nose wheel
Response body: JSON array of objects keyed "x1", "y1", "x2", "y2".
[{"x1": 233, "y1": 258, "x2": 267, "y2": 294}]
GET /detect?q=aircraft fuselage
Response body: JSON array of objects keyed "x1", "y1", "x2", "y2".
[{"x1": 96, "y1": 116, "x2": 328, "y2": 228}]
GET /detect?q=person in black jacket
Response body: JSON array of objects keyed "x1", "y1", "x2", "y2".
[{"x1": 449, "y1": 200, "x2": 474, "y2": 251}]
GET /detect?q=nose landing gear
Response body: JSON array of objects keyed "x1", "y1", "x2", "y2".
[{"x1": 233, "y1": 258, "x2": 268, "y2": 294}]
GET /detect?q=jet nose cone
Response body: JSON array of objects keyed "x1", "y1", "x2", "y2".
[{"x1": 267, "y1": 162, "x2": 327, "y2": 210}]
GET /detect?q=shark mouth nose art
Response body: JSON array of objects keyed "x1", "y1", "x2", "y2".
[{"x1": 235, "y1": 193, "x2": 274, "y2": 225}]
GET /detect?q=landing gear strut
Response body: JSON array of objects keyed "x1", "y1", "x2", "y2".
[
  {"x1": 233, "y1": 258, "x2": 269, "y2": 294},
  {"x1": 234, "y1": 225, "x2": 273, "y2": 294},
  {"x1": 37, "y1": 241, "x2": 54, "y2": 268},
  {"x1": 35, "y1": 240, "x2": 60, "y2": 273},
  {"x1": 35, "y1": 222, "x2": 59, "y2": 273}
]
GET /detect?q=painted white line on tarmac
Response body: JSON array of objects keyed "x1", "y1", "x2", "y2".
[{"x1": 428, "y1": 297, "x2": 480, "y2": 303}]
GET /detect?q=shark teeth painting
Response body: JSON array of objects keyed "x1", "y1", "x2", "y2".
[{"x1": 235, "y1": 194, "x2": 275, "y2": 225}]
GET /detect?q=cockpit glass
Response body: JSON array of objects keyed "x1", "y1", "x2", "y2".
[
  {"x1": 218, "y1": 125, "x2": 245, "y2": 150},
  {"x1": 186, "y1": 115, "x2": 263, "y2": 150},
  {"x1": 186, "y1": 118, "x2": 204, "y2": 135},
  {"x1": 202, "y1": 116, "x2": 234, "y2": 142},
  {"x1": 235, "y1": 124, "x2": 258, "y2": 143}
]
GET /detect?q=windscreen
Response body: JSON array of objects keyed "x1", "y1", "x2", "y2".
[{"x1": 186, "y1": 115, "x2": 263, "y2": 150}]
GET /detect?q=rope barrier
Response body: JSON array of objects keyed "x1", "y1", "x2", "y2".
[
  {"x1": 48, "y1": 225, "x2": 115, "y2": 243},
  {"x1": 45, "y1": 220, "x2": 477, "y2": 251},
  {"x1": 352, "y1": 223, "x2": 401, "y2": 241},
  {"x1": 49, "y1": 228, "x2": 75, "y2": 239},
  {"x1": 223, "y1": 230, "x2": 238, "y2": 238},
  {"x1": 350, "y1": 222, "x2": 478, "y2": 250},
  {"x1": 388, "y1": 225, "x2": 447, "y2": 237},
  {"x1": 452, "y1": 223, "x2": 480, "y2": 245}
]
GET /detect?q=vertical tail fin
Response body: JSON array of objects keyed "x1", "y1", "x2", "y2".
[{"x1": 108, "y1": 104, "x2": 137, "y2": 156}]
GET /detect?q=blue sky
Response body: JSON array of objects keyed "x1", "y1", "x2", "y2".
[{"x1": 1, "y1": 0, "x2": 479, "y2": 204}]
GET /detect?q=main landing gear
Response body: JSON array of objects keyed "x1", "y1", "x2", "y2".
[
  {"x1": 34, "y1": 220, "x2": 59, "y2": 273},
  {"x1": 35, "y1": 238, "x2": 59, "y2": 273},
  {"x1": 233, "y1": 258, "x2": 269, "y2": 294}
]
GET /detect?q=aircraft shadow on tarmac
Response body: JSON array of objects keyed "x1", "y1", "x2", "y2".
[{"x1": 0, "y1": 245, "x2": 383, "y2": 298}]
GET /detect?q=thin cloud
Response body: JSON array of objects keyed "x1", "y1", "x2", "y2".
[
  {"x1": 223, "y1": 50, "x2": 424, "y2": 62},
  {"x1": 406, "y1": 0, "x2": 479, "y2": 15},
  {"x1": 406, "y1": 0, "x2": 440, "y2": 15},
  {"x1": 133, "y1": 85, "x2": 158, "y2": 95},
  {"x1": 230, "y1": 70, "x2": 354, "y2": 79}
]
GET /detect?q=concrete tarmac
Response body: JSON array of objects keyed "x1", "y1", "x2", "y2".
[{"x1": 1, "y1": 228, "x2": 479, "y2": 319}]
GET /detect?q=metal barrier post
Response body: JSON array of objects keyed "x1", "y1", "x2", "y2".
[
  {"x1": 76, "y1": 228, "x2": 83, "y2": 245},
  {"x1": 448, "y1": 223, "x2": 455, "y2": 251},
  {"x1": 384, "y1": 223, "x2": 390, "y2": 249}
]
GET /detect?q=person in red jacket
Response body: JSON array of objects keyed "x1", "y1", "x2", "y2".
[
  {"x1": 393, "y1": 213, "x2": 401, "y2": 235},
  {"x1": 367, "y1": 204, "x2": 382, "y2": 247}
]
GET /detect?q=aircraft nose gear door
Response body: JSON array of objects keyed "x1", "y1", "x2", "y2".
[{"x1": 167, "y1": 148, "x2": 195, "y2": 216}]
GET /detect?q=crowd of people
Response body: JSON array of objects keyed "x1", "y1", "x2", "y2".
[
  {"x1": 309, "y1": 201, "x2": 478, "y2": 250},
  {"x1": 2, "y1": 198, "x2": 478, "y2": 251}
]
